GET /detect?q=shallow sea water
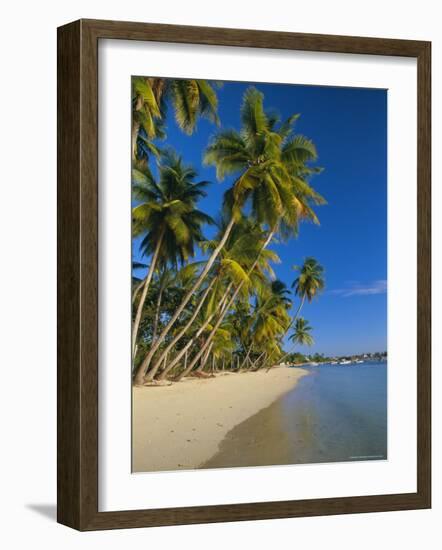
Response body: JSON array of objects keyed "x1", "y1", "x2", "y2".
[{"x1": 202, "y1": 362, "x2": 387, "y2": 469}]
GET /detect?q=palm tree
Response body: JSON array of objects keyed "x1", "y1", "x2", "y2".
[
  {"x1": 146, "y1": 276, "x2": 219, "y2": 381},
  {"x1": 137, "y1": 216, "x2": 241, "y2": 382},
  {"x1": 154, "y1": 290, "x2": 225, "y2": 381},
  {"x1": 291, "y1": 257, "x2": 325, "y2": 321},
  {"x1": 131, "y1": 152, "x2": 213, "y2": 368},
  {"x1": 239, "y1": 280, "x2": 291, "y2": 370},
  {"x1": 132, "y1": 77, "x2": 164, "y2": 160},
  {"x1": 153, "y1": 219, "x2": 275, "y2": 382},
  {"x1": 271, "y1": 318, "x2": 315, "y2": 370},
  {"x1": 270, "y1": 280, "x2": 292, "y2": 308},
  {"x1": 289, "y1": 318, "x2": 314, "y2": 347},
  {"x1": 252, "y1": 288, "x2": 291, "y2": 346},
  {"x1": 132, "y1": 77, "x2": 220, "y2": 160},
  {"x1": 203, "y1": 323, "x2": 234, "y2": 373},
  {"x1": 174, "y1": 225, "x2": 281, "y2": 381},
  {"x1": 235, "y1": 306, "x2": 255, "y2": 370},
  {"x1": 204, "y1": 87, "x2": 324, "y2": 237},
  {"x1": 264, "y1": 259, "x2": 325, "y2": 370}
]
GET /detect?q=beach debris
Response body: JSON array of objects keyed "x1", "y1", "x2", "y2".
[
  {"x1": 142, "y1": 379, "x2": 172, "y2": 387},
  {"x1": 191, "y1": 371, "x2": 215, "y2": 379}
]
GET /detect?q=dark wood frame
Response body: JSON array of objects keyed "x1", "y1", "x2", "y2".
[{"x1": 57, "y1": 18, "x2": 431, "y2": 531}]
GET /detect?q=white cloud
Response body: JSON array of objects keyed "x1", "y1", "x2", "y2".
[{"x1": 329, "y1": 280, "x2": 387, "y2": 297}]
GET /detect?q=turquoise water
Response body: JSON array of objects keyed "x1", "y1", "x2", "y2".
[
  {"x1": 203, "y1": 362, "x2": 387, "y2": 469},
  {"x1": 280, "y1": 362, "x2": 387, "y2": 464}
]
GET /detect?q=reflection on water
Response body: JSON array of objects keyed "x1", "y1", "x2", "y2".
[{"x1": 202, "y1": 363, "x2": 387, "y2": 469}]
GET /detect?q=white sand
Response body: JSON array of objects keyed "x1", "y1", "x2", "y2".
[{"x1": 132, "y1": 367, "x2": 308, "y2": 472}]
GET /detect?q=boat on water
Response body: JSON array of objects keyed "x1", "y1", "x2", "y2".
[{"x1": 339, "y1": 360, "x2": 352, "y2": 365}]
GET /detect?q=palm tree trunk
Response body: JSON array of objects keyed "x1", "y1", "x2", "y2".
[
  {"x1": 198, "y1": 343, "x2": 213, "y2": 374},
  {"x1": 159, "y1": 351, "x2": 168, "y2": 373},
  {"x1": 290, "y1": 293, "x2": 306, "y2": 328},
  {"x1": 156, "y1": 284, "x2": 233, "y2": 381},
  {"x1": 151, "y1": 275, "x2": 166, "y2": 343},
  {"x1": 239, "y1": 347, "x2": 253, "y2": 370},
  {"x1": 132, "y1": 227, "x2": 165, "y2": 360},
  {"x1": 196, "y1": 340, "x2": 211, "y2": 372},
  {"x1": 134, "y1": 217, "x2": 236, "y2": 381},
  {"x1": 175, "y1": 282, "x2": 244, "y2": 380},
  {"x1": 132, "y1": 277, "x2": 146, "y2": 304},
  {"x1": 246, "y1": 353, "x2": 255, "y2": 369},
  {"x1": 256, "y1": 352, "x2": 268, "y2": 370},
  {"x1": 132, "y1": 120, "x2": 140, "y2": 160},
  {"x1": 156, "y1": 319, "x2": 212, "y2": 381},
  {"x1": 145, "y1": 277, "x2": 217, "y2": 380},
  {"x1": 251, "y1": 350, "x2": 266, "y2": 370}
]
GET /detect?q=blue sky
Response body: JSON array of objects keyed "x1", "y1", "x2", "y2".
[{"x1": 133, "y1": 80, "x2": 387, "y2": 357}]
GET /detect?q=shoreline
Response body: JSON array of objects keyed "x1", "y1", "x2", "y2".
[
  {"x1": 132, "y1": 367, "x2": 309, "y2": 472},
  {"x1": 203, "y1": 361, "x2": 387, "y2": 469}
]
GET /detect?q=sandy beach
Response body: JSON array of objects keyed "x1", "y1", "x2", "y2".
[{"x1": 132, "y1": 367, "x2": 308, "y2": 472}]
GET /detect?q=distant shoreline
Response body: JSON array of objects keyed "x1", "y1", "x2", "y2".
[
  {"x1": 286, "y1": 358, "x2": 387, "y2": 367},
  {"x1": 132, "y1": 367, "x2": 309, "y2": 473}
]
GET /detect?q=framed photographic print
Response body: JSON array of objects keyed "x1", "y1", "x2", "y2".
[{"x1": 57, "y1": 19, "x2": 431, "y2": 530}]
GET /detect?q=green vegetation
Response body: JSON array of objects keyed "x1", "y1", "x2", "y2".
[{"x1": 131, "y1": 78, "x2": 326, "y2": 385}]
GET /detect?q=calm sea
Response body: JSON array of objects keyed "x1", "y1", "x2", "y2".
[{"x1": 202, "y1": 362, "x2": 387, "y2": 469}]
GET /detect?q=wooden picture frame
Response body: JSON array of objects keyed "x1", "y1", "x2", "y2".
[{"x1": 57, "y1": 18, "x2": 431, "y2": 530}]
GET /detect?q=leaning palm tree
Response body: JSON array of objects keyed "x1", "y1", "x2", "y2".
[
  {"x1": 289, "y1": 318, "x2": 315, "y2": 347},
  {"x1": 271, "y1": 318, "x2": 315, "y2": 370},
  {"x1": 252, "y1": 288, "x2": 291, "y2": 345},
  {"x1": 153, "y1": 219, "x2": 276, "y2": 382},
  {"x1": 240, "y1": 280, "x2": 291, "y2": 369},
  {"x1": 174, "y1": 225, "x2": 282, "y2": 382},
  {"x1": 134, "y1": 211, "x2": 239, "y2": 382},
  {"x1": 142, "y1": 218, "x2": 250, "y2": 381},
  {"x1": 265, "y1": 258, "x2": 324, "y2": 369},
  {"x1": 132, "y1": 77, "x2": 220, "y2": 160},
  {"x1": 291, "y1": 257, "x2": 325, "y2": 321},
  {"x1": 154, "y1": 287, "x2": 222, "y2": 381},
  {"x1": 205, "y1": 87, "x2": 324, "y2": 237},
  {"x1": 131, "y1": 152, "x2": 213, "y2": 367},
  {"x1": 138, "y1": 213, "x2": 273, "y2": 382}
]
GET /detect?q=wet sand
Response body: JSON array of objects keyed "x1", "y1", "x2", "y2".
[{"x1": 132, "y1": 367, "x2": 309, "y2": 472}]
